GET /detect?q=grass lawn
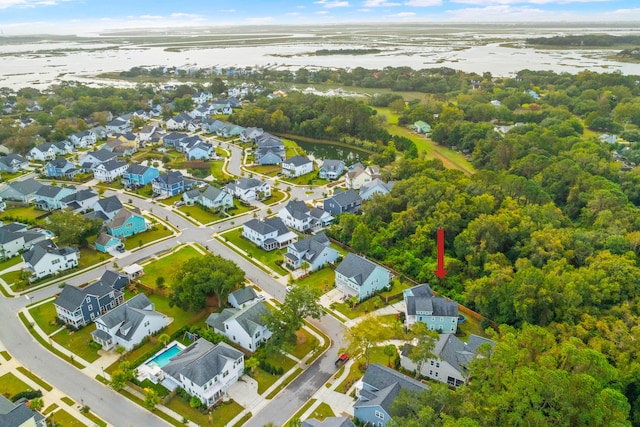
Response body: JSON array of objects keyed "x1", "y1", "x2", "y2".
[
  {"x1": 223, "y1": 229, "x2": 288, "y2": 275},
  {"x1": 210, "y1": 160, "x2": 227, "y2": 180},
  {"x1": 159, "y1": 194, "x2": 184, "y2": 206},
  {"x1": 247, "y1": 165, "x2": 281, "y2": 176},
  {"x1": 3, "y1": 269, "x2": 23, "y2": 287},
  {"x1": 147, "y1": 293, "x2": 204, "y2": 336},
  {"x1": 265, "y1": 189, "x2": 287, "y2": 205},
  {"x1": 29, "y1": 301, "x2": 60, "y2": 335},
  {"x1": 337, "y1": 346, "x2": 398, "y2": 393},
  {"x1": 290, "y1": 328, "x2": 319, "y2": 360},
  {"x1": 139, "y1": 245, "x2": 202, "y2": 289},
  {"x1": 47, "y1": 409, "x2": 85, "y2": 427},
  {"x1": 295, "y1": 268, "x2": 335, "y2": 295},
  {"x1": 122, "y1": 225, "x2": 173, "y2": 250},
  {"x1": 308, "y1": 402, "x2": 335, "y2": 421},
  {"x1": 280, "y1": 173, "x2": 329, "y2": 187},
  {"x1": 331, "y1": 295, "x2": 385, "y2": 320},
  {"x1": 457, "y1": 313, "x2": 489, "y2": 341},
  {"x1": 166, "y1": 396, "x2": 243, "y2": 427},
  {"x1": 50, "y1": 324, "x2": 100, "y2": 363},
  {"x1": 0, "y1": 255, "x2": 23, "y2": 272},
  {"x1": 178, "y1": 204, "x2": 221, "y2": 224},
  {"x1": 379, "y1": 278, "x2": 413, "y2": 301},
  {"x1": 0, "y1": 206, "x2": 44, "y2": 222},
  {"x1": 226, "y1": 201, "x2": 254, "y2": 217},
  {"x1": 254, "y1": 367, "x2": 279, "y2": 394},
  {"x1": 0, "y1": 372, "x2": 32, "y2": 397},
  {"x1": 77, "y1": 247, "x2": 111, "y2": 271}
]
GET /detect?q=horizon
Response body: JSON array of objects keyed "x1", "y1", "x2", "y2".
[{"x1": 0, "y1": 0, "x2": 639, "y2": 36}]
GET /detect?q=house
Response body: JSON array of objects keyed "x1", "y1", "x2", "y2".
[
  {"x1": 0, "y1": 197, "x2": 5, "y2": 212},
  {"x1": 93, "y1": 159, "x2": 128, "y2": 182},
  {"x1": 223, "y1": 178, "x2": 271, "y2": 203},
  {"x1": 335, "y1": 253, "x2": 391, "y2": 301},
  {"x1": 0, "y1": 154, "x2": 28, "y2": 173},
  {"x1": 283, "y1": 232, "x2": 339, "y2": 272},
  {"x1": 28, "y1": 143, "x2": 61, "y2": 161},
  {"x1": 0, "y1": 395, "x2": 46, "y2": 427},
  {"x1": 79, "y1": 149, "x2": 117, "y2": 171},
  {"x1": 282, "y1": 156, "x2": 314, "y2": 178},
  {"x1": 95, "y1": 232, "x2": 122, "y2": 253},
  {"x1": 206, "y1": 301, "x2": 272, "y2": 352},
  {"x1": 91, "y1": 195, "x2": 123, "y2": 222},
  {"x1": 122, "y1": 164, "x2": 159, "y2": 188},
  {"x1": 166, "y1": 113, "x2": 193, "y2": 130},
  {"x1": 174, "y1": 135, "x2": 203, "y2": 153},
  {"x1": 318, "y1": 160, "x2": 345, "y2": 180},
  {"x1": 400, "y1": 334, "x2": 494, "y2": 387},
  {"x1": 105, "y1": 209, "x2": 147, "y2": 238},
  {"x1": 217, "y1": 124, "x2": 243, "y2": 138},
  {"x1": 359, "y1": 179, "x2": 395, "y2": 201},
  {"x1": 152, "y1": 171, "x2": 192, "y2": 197},
  {"x1": 33, "y1": 185, "x2": 76, "y2": 210},
  {"x1": 254, "y1": 133, "x2": 285, "y2": 165},
  {"x1": 160, "y1": 339, "x2": 244, "y2": 407},
  {"x1": 132, "y1": 109, "x2": 150, "y2": 121},
  {"x1": 54, "y1": 273, "x2": 126, "y2": 328},
  {"x1": 354, "y1": 363, "x2": 428, "y2": 427},
  {"x1": 239, "y1": 127, "x2": 263, "y2": 143},
  {"x1": 403, "y1": 283, "x2": 459, "y2": 332},
  {"x1": 600, "y1": 133, "x2": 618, "y2": 145},
  {"x1": 0, "y1": 178, "x2": 43, "y2": 202},
  {"x1": 242, "y1": 217, "x2": 298, "y2": 251},
  {"x1": 0, "y1": 225, "x2": 26, "y2": 259},
  {"x1": 323, "y1": 190, "x2": 362, "y2": 216},
  {"x1": 346, "y1": 163, "x2": 380, "y2": 190},
  {"x1": 60, "y1": 189, "x2": 99, "y2": 213},
  {"x1": 192, "y1": 91, "x2": 213, "y2": 105},
  {"x1": 490, "y1": 100, "x2": 502, "y2": 107},
  {"x1": 186, "y1": 142, "x2": 214, "y2": 160},
  {"x1": 278, "y1": 200, "x2": 333, "y2": 232},
  {"x1": 201, "y1": 119, "x2": 226, "y2": 134},
  {"x1": 411, "y1": 120, "x2": 431, "y2": 134},
  {"x1": 227, "y1": 287, "x2": 259, "y2": 309},
  {"x1": 104, "y1": 139, "x2": 138, "y2": 157},
  {"x1": 92, "y1": 293, "x2": 167, "y2": 351},
  {"x1": 99, "y1": 269, "x2": 129, "y2": 291},
  {"x1": 196, "y1": 185, "x2": 234, "y2": 210},
  {"x1": 22, "y1": 240, "x2": 79, "y2": 280},
  {"x1": 44, "y1": 157, "x2": 77, "y2": 179},
  {"x1": 301, "y1": 418, "x2": 355, "y2": 427},
  {"x1": 69, "y1": 130, "x2": 97, "y2": 147},
  {"x1": 162, "y1": 132, "x2": 189, "y2": 149},
  {"x1": 106, "y1": 118, "x2": 131, "y2": 135},
  {"x1": 138, "y1": 125, "x2": 158, "y2": 143}
]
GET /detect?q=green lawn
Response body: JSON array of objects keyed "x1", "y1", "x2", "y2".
[
  {"x1": 457, "y1": 313, "x2": 490, "y2": 341},
  {"x1": 3, "y1": 269, "x2": 24, "y2": 287},
  {"x1": 265, "y1": 189, "x2": 287, "y2": 205},
  {"x1": 247, "y1": 165, "x2": 281, "y2": 176},
  {"x1": 160, "y1": 194, "x2": 184, "y2": 206},
  {"x1": 254, "y1": 367, "x2": 280, "y2": 394},
  {"x1": 178, "y1": 204, "x2": 222, "y2": 224},
  {"x1": 289, "y1": 328, "x2": 319, "y2": 360},
  {"x1": 331, "y1": 295, "x2": 385, "y2": 320},
  {"x1": 77, "y1": 247, "x2": 111, "y2": 271},
  {"x1": 47, "y1": 409, "x2": 86, "y2": 427},
  {"x1": 223, "y1": 229, "x2": 288, "y2": 275},
  {"x1": 379, "y1": 278, "x2": 413, "y2": 301},
  {"x1": 0, "y1": 206, "x2": 45, "y2": 222},
  {"x1": 50, "y1": 324, "x2": 100, "y2": 363},
  {"x1": 210, "y1": 160, "x2": 227, "y2": 180},
  {"x1": 17, "y1": 366, "x2": 52, "y2": 391},
  {"x1": 295, "y1": 268, "x2": 335, "y2": 295},
  {"x1": 139, "y1": 245, "x2": 202, "y2": 289},
  {"x1": 165, "y1": 396, "x2": 243, "y2": 427},
  {"x1": 308, "y1": 402, "x2": 335, "y2": 421},
  {"x1": 29, "y1": 301, "x2": 60, "y2": 335},
  {"x1": 123, "y1": 225, "x2": 173, "y2": 250},
  {"x1": 0, "y1": 255, "x2": 23, "y2": 272},
  {"x1": 0, "y1": 372, "x2": 32, "y2": 398},
  {"x1": 147, "y1": 293, "x2": 204, "y2": 336},
  {"x1": 280, "y1": 173, "x2": 329, "y2": 187},
  {"x1": 337, "y1": 346, "x2": 398, "y2": 393}
]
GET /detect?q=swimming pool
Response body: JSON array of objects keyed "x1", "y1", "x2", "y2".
[{"x1": 146, "y1": 343, "x2": 183, "y2": 368}]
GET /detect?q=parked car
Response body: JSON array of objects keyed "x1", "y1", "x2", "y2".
[
  {"x1": 285, "y1": 285, "x2": 293, "y2": 293},
  {"x1": 335, "y1": 353, "x2": 349, "y2": 367}
]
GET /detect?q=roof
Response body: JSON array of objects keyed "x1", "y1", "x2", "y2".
[
  {"x1": 244, "y1": 217, "x2": 290, "y2": 237},
  {"x1": 107, "y1": 209, "x2": 141, "y2": 229},
  {"x1": 126, "y1": 163, "x2": 151, "y2": 175},
  {"x1": 55, "y1": 279, "x2": 118, "y2": 312},
  {"x1": 290, "y1": 232, "x2": 330, "y2": 253},
  {"x1": 255, "y1": 133, "x2": 283, "y2": 148},
  {"x1": 162, "y1": 339, "x2": 243, "y2": 387},
  {"x1": 96, "y1": 195, "x2": 123, "y2": 213},
  {"x1": 96, "y1": 232, "x2": 119, "y2": 246},
  {"x1": 89, "y1": 149, "x2": 117, "y2": 162},
  {"x1": 100, "y1": 269, "x2": 129, "y2": 290},
  {"x1": 35, "y1": 184, "x2": 74, "y2": 198},
  {"x1": 61, "y1": 189, "x2": 97, "y2": 204},
  {"x1": 235, "y1": 177, "x2": 263, "y2": 190},
  {"x1": 201, "y1": 185, "x2": 225, "y2": 201},
  {"x1": 356, "y1": 363, "x2": 428, "y2": 412},
  {"x1": 0, "y1": 228, "x2": 23, "y2": 245},
  {"x1": 301, "y1": 417, "x2": 356, "y2": 427},
  {"x1": 320, "y1": 159, "x2": 345, "y2": 172},
  {"x1": 403, "y1": 333, "x2": 494, "y2": 373},
  {"x1": 360, "y1": 178, "x2": 394, "y2": 194},
  {"x1": 335, "y1": 253, "x2": 384, "y2": 287},
  {"x1": 229, "y1": 287, "x2": 258, "y2": 305},
  {"x1": 47, "y1": 157, "x2": 71, "y2": 168},
  {"x1": 329, "y1": 189, "x2": 361, "y2": 207},
  {"x1": 96, "y1": 293, "x2": 152, "y2": 329},
  {"x1": 0, "y1": 395, "x2": 41, "y2": 427},
  {"x1": 283, "y1": 200, "x2": 310, "y2": 220},
  {"x1": 22, "y1": 241, "x2": 77, "y2": 267},
  {"x1": 97, "y1": 158, "x2": 127, "y2": 172},
  {"x1": 404, "y1": 284, "x2": 458, "y2": 317},
  {"x1": 6, "y1": 178, "x2": 42, "y2": 195},
  {"x1": 207, "y1": 301, "x2": 270, "y2": 337},
  {"x1": 156, "y1": 171, "x2": 184, "y2": 185},
  {"x1": 284, "y1": 155, "x2": 311, "y2": 167}
]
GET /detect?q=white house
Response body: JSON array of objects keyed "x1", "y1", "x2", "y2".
[
  {"x1": 0, "y1": 225, "x2": 26, "y2": 259},
  {"x1": 239, "y1": 127, "x2": 264, "y2": 143},
  {"x1": 278, "y1": 200, "x2": 333, "y2": 233},
  {"x1": 166, "y1": 113, "x2": 192, "y2": 130},
  {"x1": 27, "y1": 143, "x2": 59, "y2": 161},
  {"x1": 206, "y1": 301, "x2": 272, "y2": 352},
  {"x1": 400, "y1": 334, "x2": 494, "y2": 387},
  {"x1": 282, "y1": 155, "x2": 314, "y2": 178},
  {"x1": 227, "y1": 287, "x2": 259, "y2": 309},
  {"x1": 60, "y1": 189, "x2": 99, "y2": 213},
  {"x1": 69, "y1": 130, "x2": 97, "y2": 148},
  {"x1": 283, "y1": 232, "x2": 339, "y2": 272},
  {"x1": 161, "y1": 339, "x2": 244, "y2": 407},
  {"x1": 242, "y1": 217, "x2": 298, "y2": 251},
  {"x1": 319, "y1": 160, "x2": 346, "y2": 181},
  {"x1": 91, "y1": 293, "x2": 167, "y2": 351},
  {"x1": 223, "y1": 178, "x2": 271, "y2": 203},
  {"x1": 345, "y1": 163, "x2": 381, "y2": 190},
  {"x1": 199, "y1": 185, "x2": 234, "y2": 210},
  {"x1": 93, "y1": 159, "x2": 128, "y2": 182},
  {"x1": 359, "y1": 179, "x2": 395, "y2": 201},
  {"x1": 22, "y1": 240, "x2": 79, "y2": 280},
  {"x1": 335, "y1": 253, "x2": 391, "y2": 301}
]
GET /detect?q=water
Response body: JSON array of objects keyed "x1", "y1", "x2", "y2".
[
  {"x1": 295, "y1": 139, "x2": 370, "y2": 165},
  {"x1": 145, "y1": 343, "x2": 182, "y2": 368}
]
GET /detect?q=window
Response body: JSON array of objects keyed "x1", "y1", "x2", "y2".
[
  {"x1": 223, "y1": 370, "x2": 229, "y2": 377},
  {"x1": 430, "y1": 360, "x2": 434, "y2": 366},
  {"x1": 452, "y1": 318, "x2": 456, "y2": 322},
  {"x1": 436, "y1": 362, "x2": 440, "y2": 368},
  {"x1": 375, "y1": 411, "x2": 384, "y2": 420},
  {"x1": 429, "y1": 370, "x2": 433, "y2": 376},
  {"x1": 52, "y1": 258, "x2": 60, "y2": 265},
  {"x1": 88, "y1": 304, "x2": 93, "y2": 311}
]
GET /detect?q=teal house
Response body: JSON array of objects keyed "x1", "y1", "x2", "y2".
[
  {"x1": 411, "y1": 120, "x2": 431, "y2": 134},
  {"x1": 95, "y1": 233, "x2": 122, "y2": 253},
  {"x1": 105, "y1": 209, "x2": 147, "y2": 238}
]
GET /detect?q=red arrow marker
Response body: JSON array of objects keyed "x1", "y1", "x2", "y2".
[{"x1": 433, "y1": 228, "x2": 448, "y2": 279}]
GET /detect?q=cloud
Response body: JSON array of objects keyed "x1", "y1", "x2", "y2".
[
  {"x1": 392, "y1": 11, "x2": 417, "y2": 16},
  {"x1": 0, "y1": 0, "x2": 68, "y2": 9},
  {"x1": 315, "y1": 10, "x2": 330, "y2": 14},
  {"x1": 358, "y1": 8, "x2": 372, "y2": 11},
  {"x1": 452, "y1": 0, "x2": 608, "y2": 4},
  {"x1": 245, "y1": 16, "x2": 273, "y2": 23},
  {"x1": 444, "y1": 5, "x2": 564, "y2": 20},
  {"x1": 404, "y1": 0, "x2": 441, "y2": 5},
  {"x1": 315, "y1": 0, "x2": 350, "y2": 8},
  {"x1": 139, "y1": 15, "x2": 163, "y2": 20},
  {"x1": 170, "y1": 13, "x2": 203, "y2": 19},
  {"x1": 286, "y1": 12, "x2": 302, "y2": 16},
  {"x1": 363, "y1": 0, "x2": 401, "y2": 6}
]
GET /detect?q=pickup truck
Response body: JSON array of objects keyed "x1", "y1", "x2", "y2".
[{"x1": 335, "y1": 353, "x2": 349, "y2": 367}]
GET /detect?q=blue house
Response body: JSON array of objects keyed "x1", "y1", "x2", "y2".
[
  {"x1": 186, "y1": 142, "x2": 213, "y2": 160},
  {"x1": 354, "y1": 363, "x2": 428, "y2": 427},
  {"x1": 404, "y1": 283, "x2": 459, "y2": 333},
  {"x1": 255, "y1": 133, "x2": 285, "y2": 165},
  {"x1": 319, "y1": 160, "x2": 345, "y2": 180},
  {"x1": 34, "y1": 185, "x2": 76, "y2": 210},
  {"x1": 335, "y1": 253, "x2": 391, "y2": 301},
  {"x1": 122, "y1": 164, "x2": 159, "y2": 187},
  {"x1": 152, "y1": 171, "x2": 192, "y2": 197},
  {"x1": 44, "y1": 157, "x2": 77, "y2": 178},
  {"x1": 105, "y1": 209, "x2": 147, "y2": 238},
  {"x1": 359, "y1": 179, "x2": 395, "y2": 201},
  {"x1": 323, "y1": 189, "x2": 362, "y2": 216},
  {"x1": 54, "y1": 277, "x2": 125, "y2": 327},
  {"x1": 95, "y1": 232, "x2": 122, "y2": 253}
]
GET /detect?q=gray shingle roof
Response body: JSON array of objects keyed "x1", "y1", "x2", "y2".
[
  {"x1": 35, "y1": 184, "x2": 74, "y2": 198},
  {"x1": 96, "y1": 195, "x2": 123, "y2": 213},
  {"x1": 201, "y1": 185, "x2": 224, "y2": 202},
  {"x1": 320, "y1": 160, "x2": 345, "y2": 172},
  {"x1": 162, "y1": 339, "x2": 243, "y2": 387},
  {"x1": 97, "y1": 158, "x2": 127, "y2": 172},
  {"x1": 404, "y1": 284, "x2": 458, "y2": 317},
  {"x1": 22, "y1": 240, "x2": 77, "y2": 267},
  {"x1": 255, "y1": 133, "x2": 283, "y2": 148},
  {"x1": 48, "y1": 156, "x2": 71, "y2": 168},
  {"x1": 335, "y1": 253, "x2": 383, "y2": 287},
  {"x1": 244, "y1": 217, "x2": 289, "y2": 237},
  {"x1": 329, "y1": 189, "x2": 361, "y2": 207},
  {"x1": 106, "y1": 209, "x2": 138, "y2": 229},
  {"x1": 301, "y1": 417, "x2": 355, "y2": 427},
  {"x1": 283, "y1": 200, "x2": 310, "y2": 220},
  {"x1": 0, "y1": 395, "x2": 41, "y2": 427},
  {"x1": 7, "y1": 178, "x2": 42, "y2": 196},
  {"x1": 100, "y1": 270, "x2": 129, "y2": 291},
  {"x1": 284, "y1": 155, "x2": 311, "y2": 167},
  {"x1": 0, "y1": 228, "x2": 23, "y2": 245},
  {"x1": 157, "y1": 171, "x2": 184, "y2": 185},
  {"x1": 90, "y1": 149, "x2": 117, "y2": 162},
  {"x1": 229, "y1": 287, "x2": 258, "y2": 305},
  {"x1": 126, "y1": 164, "x2": 150, "y2": 175},
  {"x1": 355, "y1": 363, "x2": 428, "y2": 412},
  {"x1": 235, "y1": 177, "x2": 263, "y2": 190}
]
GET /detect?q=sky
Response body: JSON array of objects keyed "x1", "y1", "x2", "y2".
[{"x1": 0, "y1": 0, "x2": 639, "y2": 35}]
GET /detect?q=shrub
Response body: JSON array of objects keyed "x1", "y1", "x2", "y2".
[{"x1": 11, "y1": 390, "x2": 42, "y2": 402}]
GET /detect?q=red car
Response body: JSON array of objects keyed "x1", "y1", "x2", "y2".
[{"x1": 335, "y1": 353, "x2": 349, "y2": 366}]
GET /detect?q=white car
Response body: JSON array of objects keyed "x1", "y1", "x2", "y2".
[
  {"x1": 256, "y1": 294, "x2": 266, "y2": 301},
  {"x1": 285, "y1": 286, "x2": 293, "y2": 293}
]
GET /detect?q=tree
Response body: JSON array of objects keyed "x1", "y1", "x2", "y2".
[
  {"x1": 143, "y1": 388, "x2": 160, "y2": 411},
  {"x1": 344, "y1": 315, "x2": 392, "y2": 367},
  {"x1": 300, "y1": 261, "x2": 310, "y2": 275},
  {"x1": 189, "y1": 396, "x2": 201, "y2": 409},
  {"x1": 110, "y1": 361, "x2": 136, "y2": 391},
  {"x1": 264, "y1": 286, "x2": 322, "y2": 355},
  {"x1": 29, "y1": 397, "x2": 44, "y2": 412},
  {"x1": 171, "y1": 255, "x2": 245, "y2": 310},
  {"x1": 158, "y1": 333, "x2": 170, "y2": 347},
  {"x1": 383, "y1": 344, "x2": 397, "y2": 367},
  {"x1": 407, "y1": 322, "x2": 438, "y2": 378},
  {"x1": 245, "y1": 357, "x2": 260, "y2": 376},
  {"x1": 114, "y1": 345, "x2": 126, "y2": 360},
  {"x1": 45, "y1": 211, "x2": 102, "y2": 247}
]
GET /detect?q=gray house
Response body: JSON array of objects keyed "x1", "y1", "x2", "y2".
[
  {"x1": 301, "y1": 418, "x2": 355, "y2": 427},
  {"x1": 228, "y1": 287, "x2": 259, "y2": 309},
  {"x1": 335, "y1": 253, "x2": 391, "y2": 301},
  {"x1": 354, "y1": 363, "x2": 428, "y2": 427},
  {"x1": 318, "y1": 160, "x2": 346, "y2": 180},
  {"x1": 54, "y1": 276, "x2": 125, "y2": 328},
  {"x1": 0, "y1": 154, "x2": 28, "y2": 173},
  {"x1": 323, "y1": 189, "x2": 362, "y2": 216},
  {"x1": 284, "y1": 233, "x2": 339, "y2": 272},
  {"x1": 359, "y1": 179, "x2": 395, "y2": 201},
  {"x1": 0, "y1": 395, "x2": 46, "y2": 427},
  {"x1": 0, "y1": 178, "x2": 43, "y2": 202},
  {"x1": 404, "y1": 283, "x2": 458, "y2": 333}
]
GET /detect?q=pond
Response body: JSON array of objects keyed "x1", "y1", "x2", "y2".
[{"x1": 295, "y1": 139, "x2": 371, "y2": 166}]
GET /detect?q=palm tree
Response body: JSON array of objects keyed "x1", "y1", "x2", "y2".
[{"x1": 158, "y1": 333, "x2": 170, "y2": 348}]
